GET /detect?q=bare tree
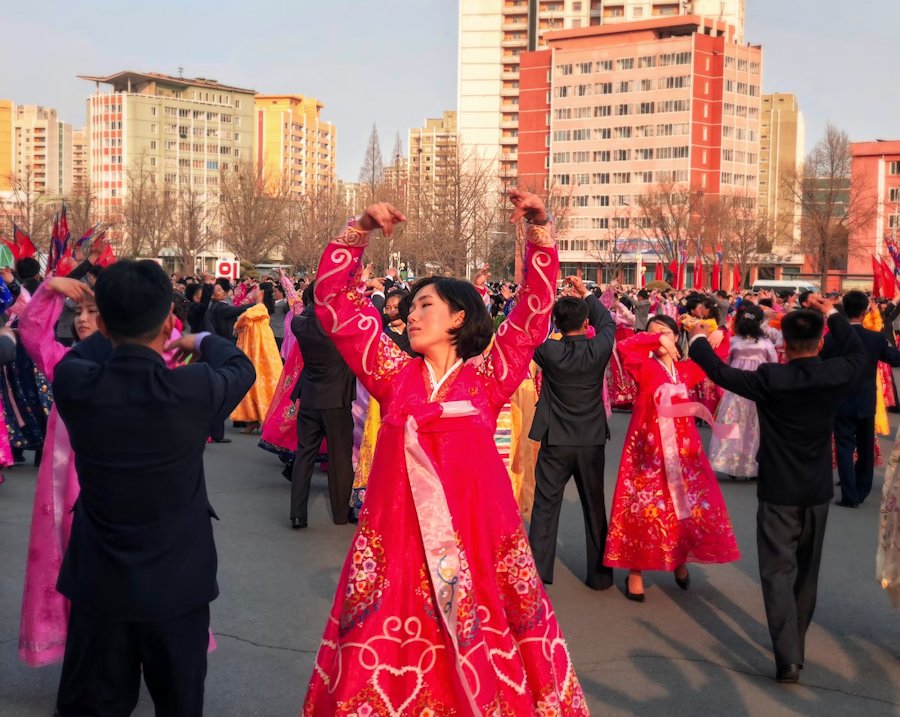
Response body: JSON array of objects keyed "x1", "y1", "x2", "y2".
[
  {"x1": 122, "y1": 154, "x2": 170, "y2": 258},
  {"x1": 166, "y1": 177, "x2": 218, "y2": 273},
  {"x1": 280, "y1": 187, "x2": 348, "y2": 276},
  {"x1": 588, "y1": 205, "x2": 633, "y2": 283},
  {"x1": 62, "y1": 180, "x2": 100, "y2": 245},
  {"x1": 634, "y1": 180, "x2": 705, "y2": 284},
  {"x1": 0, "y1": 164, "x2": 54, "y2": 241},
  {"x1": 358, "y1": 123, "x2": 384, "y2": 206},
  {"x1": 781, "y1": 123, "x2": 877, "y2": 287},
  {"x1": 219, "y1": 162, "x2": 288, "y2": 264},
  {"x1": 718, "y1": 193, "x2": 767, "y2": 290}
]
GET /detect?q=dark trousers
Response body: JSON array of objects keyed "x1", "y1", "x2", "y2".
[
  {"x1": 529, "y1": 443, "x2": 612, "y2": 589},
  {"x1": 56, "y1": 603, "x2": 210, "y2": 717},
  {"x1": 833, "y1": 414, "x2": 875, "y2": 504},
  {"x1": 290, "y1": 406, "x2": 353, "y2": 524},
  {"x1": 756, "y1": 501, "x2": 829, "y2": 669}
]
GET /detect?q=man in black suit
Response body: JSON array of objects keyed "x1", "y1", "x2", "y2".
[
  {"x1": 207, "y1": 278, "x2": 252, "y2": 342},
  {"x1": 51, "y1": 260, "x2": 255, "y2": 716},
  {"x1": 528, "y1": 275, "x2": 616, "y2": 590},
  {"x1": 688, "y1": 297, "x2": 864, "y2": 684},
  {"x1": 823, "y1": 290, "x2": 900, "y2": 507},
  {"x1": 289, "y1": 281, "x2": 357, "y2": 528}
]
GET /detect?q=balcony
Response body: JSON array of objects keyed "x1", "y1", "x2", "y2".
[
  {"x1": 501, "y1": 69, "x2": 521, "y2": 80},
  {"x1": 502, "y1": 17, "x2": 527, "y2": 30},
  {"x1": 500, "y1": 119, "x2": 520, "y2": 129},
  {"x1": 501, "y1": 37, "x2": 527, "y2": 48},
  {"x1": 500, "y1": 135, "x2": 519, "y2": 145},
  {"x1": 500, "y1": 86, "x2": 520, "y2": 97}
]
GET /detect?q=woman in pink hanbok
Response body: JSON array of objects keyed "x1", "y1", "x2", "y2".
[
  {"x1": 603, "y1": 289, "x2": 638, "y2": 410},
  {"x1": 303, "y1": 192, "x2": 589, "y2": 715},
  {"x1": 17, "y1": 277, "x2": 185, "y2": 667}
]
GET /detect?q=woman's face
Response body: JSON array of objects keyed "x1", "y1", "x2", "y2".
[
  {"x1": 647, "y1": 319, "x2": 673, "y2": 337},
  {"x1": 75, "y1": 299, "x2": 100, "y2": 340},
  {"x1": 691, "y1": 303, "x2": 709, "y2": 319},
  {"x1": 406, "y1": 286, "x2": 464, "y2": 355}
]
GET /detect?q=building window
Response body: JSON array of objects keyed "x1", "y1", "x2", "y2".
[
  {"x1": 889, "y1": 187, "x2": 900, "y2": 202},
  {"x1": 151, "y1": 106, "x2": 158, "y2": 117},
  {"x1": 890, "y1": 162, "x2": 900, "y2": 175},
  {"x1": 150, "y1": 140, "x2": 157, "y2": 150}
]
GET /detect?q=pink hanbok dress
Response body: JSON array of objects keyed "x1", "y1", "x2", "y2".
[{"x1": 303, "y1": 221, "x2": 589, "y2": 715}]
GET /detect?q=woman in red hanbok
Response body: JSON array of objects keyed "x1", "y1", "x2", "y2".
[
  {"x1": 604, "y1": 315, "x2": 740, "y2": 602},
  {"x1": 303, "y1": 192, "x2": 589, "y2": 716}
]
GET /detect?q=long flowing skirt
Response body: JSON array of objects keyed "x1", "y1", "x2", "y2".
[
  {"x1": 879, "y1": 426, "x2": 900, "y2": 609},
  {"x1": 708, "y1": 391, "x2": 761, "y2": 479},
  {"x1": 18, "y1": 407, "x2": 76, "y2": 666},
  {"x1": 259, "y1": 343, "x2": 304, "y2": 462},
  {"x1": 350, "y1": 394, "x2": 381, "y2": 518},
  {"x1": 608, "y1": 329, "x2": 638, "y2": 409}
]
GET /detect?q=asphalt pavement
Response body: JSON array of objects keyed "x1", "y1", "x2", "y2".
[{"x1": 1, "y1": 411, "x2": 898, "y2": 716}]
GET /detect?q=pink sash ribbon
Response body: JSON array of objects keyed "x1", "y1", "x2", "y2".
[
  {"x1": 654, "y1": 382, "x2": 739, "y2": 520},
  {"x1": 395, "y1": 400, "x2": 482, "y2": 712}
]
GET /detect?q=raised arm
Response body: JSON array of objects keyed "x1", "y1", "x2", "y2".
[
  {"x1": 314, "y1": 205, "x2": 413, "y2": 405},
  {"x1": 481, "y1": 190, "x2": 558, "y2": 406},
  {"x1": 19, "y1": 279, "x2": 85, "y2": 380}
]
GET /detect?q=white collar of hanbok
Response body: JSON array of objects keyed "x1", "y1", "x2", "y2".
[{"x1": 425, "y1": 358, "x2": 463, "y2": 402}]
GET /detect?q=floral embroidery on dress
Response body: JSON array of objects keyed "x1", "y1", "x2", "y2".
[
  {"x1": 415, "y1": 562, "x2": 439, "y2": 624},
  {"x1": 333, "y1": 683, "x2": 457, "y2": 717},
  {"x1": 453, "y1": 541, "x2": 480, "y2": 649},
  {"x1": 340, "y1": 523, "x2": 390, "y2": 635},
  {"x1": 495, "y1": 528, "x2": 544, "y2": 634}
]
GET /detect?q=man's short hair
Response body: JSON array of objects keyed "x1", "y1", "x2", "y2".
[
  {"x1": 798, "y1": 290, "x2": 812, "y2": 306},
  {"x1": 781, "y1": 309, "x2": 825, "y2": 354},
  {"x1": 15, "y1": 257, "x2": 40, "y2": 280},
  {"x1": 553, "y1": 296, "x2": 589, "y2": 334},
  {"x1": 842, "y1": 290, "x2": 869, "y2": 319},
  {"x1": 94, "y1": 260, "x2": 173, "y2": 340},
  {"x1": 215, "y1": 277, "x2": 231, "y2": 292}
]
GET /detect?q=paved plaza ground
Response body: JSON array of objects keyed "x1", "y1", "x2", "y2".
[{"x1": 1, "y1": 411, "x2": 899, "y2": 716}]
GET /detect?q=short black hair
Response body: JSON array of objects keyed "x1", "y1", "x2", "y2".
[
  {"x1": 553, "y1": 297, "x2": 589, "y2": 334},
  {"x1": 637, "y1": 289, "x2": 649, "y2": 299},
  {"x1": 302, "y1": 280, "x2": 316, "y2": 307},
  {"x1": 716, "y1": 290, "x2": 728, "y2": 299},
  {"x1": 94, "y1": 260, "x2": 173, "y2": 340},
  {"x1": 798, "y1": 290, "x2": 812, "y2": 306},
  {"x1": 215, "y1": 277, "x2": 231, "y2": 292},
  {"x1": 842, "y1": 290, "x2": 869, "y2": 319},
  {"x1": 15, "y1": 257, "x2": 40, "y2": 280},
  {"x1": 409, "y1": 277, "x2": 493, "y2": 360},
  {"x1": 184, "y1": 283, "x2": 201, "y2": 302},
  {"x1": 782, "y1": 309, "x2": 824, "y2": 354}
]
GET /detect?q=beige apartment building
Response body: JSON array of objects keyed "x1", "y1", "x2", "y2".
[
  {"x1": 79, "y1": 71, "x2": 256, "y2": 267},
  {"x1": 255, "y1": 94, "x2": 336, "y2": 198},
  {"x1": 72, "y1": 128, "x2": 88, "y2": 191},
  {"x1": 758, "y1": 93, "x2": 804, "y2": 251},
  {"x1": 408, "y1": 111, "x2": 458, "y2": 208},
  {"x1": 457, "y1": 0, "x2": 746, "y2": 184},
  {"x1": 0, "y1": 100, "x2": 13, "y2": 191},
  {"x1": 13, "y1": 105, "x2": 73, "y2": 196}
]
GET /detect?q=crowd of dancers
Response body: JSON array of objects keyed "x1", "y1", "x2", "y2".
[{"x1": 3, "y1": 189, "x2": 899, "y2": 715}]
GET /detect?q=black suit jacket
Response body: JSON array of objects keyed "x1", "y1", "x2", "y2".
[
  {"x1": 291, "y1": 304, "x2": 356, "y2": 409},
  {"x1": 822, "y1": 323, "x2": 900, "y2": 417},
  {"x1": 53, "y1": 333, "x2": 255, "y2": 621},
  {"x1": 689, "y1": 312, "x2": 865, "y2": 506},
  {"x1": 187, "y1": 283, "x2": 214, "y2": 333},
  {"x1": 529, "y1": 294, "x2": 616, "y2": 446},
  {"x1": 208, "y1": 299, "x2": 251, "y2": 340}
]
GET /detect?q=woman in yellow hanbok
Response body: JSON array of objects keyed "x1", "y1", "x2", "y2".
[{"x1": 231, "y1": 285, "x2": 282, "y2": 432}]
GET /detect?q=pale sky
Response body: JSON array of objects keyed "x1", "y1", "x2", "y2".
[{"x1": 2, "y1": 0, "x2": 897, "y2": 181}]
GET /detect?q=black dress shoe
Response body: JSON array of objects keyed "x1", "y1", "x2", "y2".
[
  {"x1": 835, "y1": 499, "x2": 858, "y2": 508},
  {"x1": 776, "y1": 664, "x2": 800, "y2": 684},
  {"x1": 291, "y1": 518, "x2": 307, "y2": 529},
  {"x1": 347, "y1": 508, "x2": 359, "y2": 524},
  {"x1": 211, "y1": 438, "x2": 232, "y2": 444},
  {"x1": 624, "y1": 582, "x2": 645, "y2": 603},
  {"x1": 281, "y1": 463, "x2": 293, "y2": 482},
  {"x1": 675, "y1": 569, "x2": 691, "y2": 591}
]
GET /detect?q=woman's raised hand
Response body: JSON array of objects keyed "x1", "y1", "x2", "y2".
[
  {"x1": 358, "y1": 203, "x2": 407, "y2": 238},
  {"x1": 508, "y1": 189, "x2": 548, "y2": 225},
  {"x1": 48, "y1": 277, "x2": 94, "y2": 304}
]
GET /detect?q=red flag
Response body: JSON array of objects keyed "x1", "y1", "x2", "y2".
[
  {"x1": 879, "y1": 256, "x2": 896, "y2": 300},
  {"x1": 12, "y1": 224, "x2": 36, "y2": 260},
  {"x1": 59, "y1": 204, "x2": 70, "y2": 256},
  {"x1": 654, "y1": 262, "x2": 663, "y2": 282},
  {"x1": 711, "y1": 259, "x2": 720, "y2": 291},
  {"x1": 732, "y1": 265, "x2": 741, "y2": 293},
  {"x1": 679, "y1": 263, "x2": 686, "y2": 291},
  {"x1": 693, "y1": 256, "x2": 703, "y2": 290},
  {"x1": 667, "y1": 259, "x2": 677, "y2": 284},
  {"x1": 872, "y1": 256, "x2": 883, "y2": 298}
]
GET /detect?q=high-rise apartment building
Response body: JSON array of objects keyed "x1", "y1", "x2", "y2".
[
  {"x1": 255, "y1": 94, "x2": 336, "y2": 198},
  {"x1": 408, "y1": 111, "x2": 458, "y2": 207},
  {"x1": 13, "y1": 105, "x2": 73, "y2": 196},
  {"x1": 72, "y1": 127, "x2": 88, "y2": 191},
  {"x1": 79, "y1": 71, "x2": 256, "y2": 253},
  {"x1": 518, "y1": 15, "x2": 762, "y2": 280},
  {"x1": 593, "y1": 1, "x2": 744, "y2": 42},
  {"x1": 457, "y1": 0, "x2": 746, "y2": 184},
  {"x1": 758, "y1": 93, "x2": 804, "y2": 251},
  {"x1": 0, "y1": 100, "x2": 13, "y2": 192}
]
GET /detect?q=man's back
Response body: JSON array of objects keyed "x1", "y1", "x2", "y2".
[
  {"x1": 690, "y1": 313, "x2": 864, "y2": 505},
  {"x1": 53, "y1": 333, "x2": 255, "y2": 621},
  {"x1": 823, "y1": 323, "x2": 900, "y2": 417},
  {"x1": 530, "y1": 294, "x2": 615, "y2": 446},
  {"x1": 292, "y1": 305, "x2": 356, "y2": 409}
]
